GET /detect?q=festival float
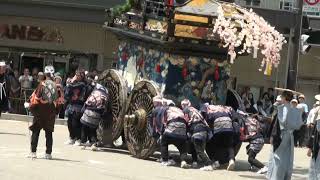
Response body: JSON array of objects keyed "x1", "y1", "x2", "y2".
[{"x1": 98, "y1": 0, "x2": 286, "y2": 161}]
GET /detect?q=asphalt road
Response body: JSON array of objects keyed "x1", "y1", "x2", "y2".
[{"x1": 0, "y1": 120, "x2": 310, "y2": 180}]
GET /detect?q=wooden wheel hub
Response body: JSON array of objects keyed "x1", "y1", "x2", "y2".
[
  {"x1": 125, "y1": 109, "x2": 147, "y2": 130},
  {"x1": 124, "y1": 80, "x2": 160, "y2": 159}
]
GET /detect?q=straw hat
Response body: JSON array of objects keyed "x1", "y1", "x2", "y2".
[{"x1": 315, "y1": 94, "x2": 320, "y2": 101}]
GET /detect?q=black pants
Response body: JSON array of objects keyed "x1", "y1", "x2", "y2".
[
  {"x1": 191, "y1": 138, "x2": 212, "y2": 166},
  {"x1": 160, "y1": 134, "x2": 188, "y2": 162},
  {"x1": 81, "y1": 124, "x2": 98, "y2": 144},
  {"x1": 31, "y1": 129, "x2": 53, "y2": 154},
  {"x1": 247, "y1": 149, "x2": 264, "y2": 169},
  {"x1": 67, "y1": 112, "x2": 82, "y2": 140},
  {"x1": 294, "y1": 125, "x2": 306, "y2": 147},
  {"x1": 207, "y1": 132, "x2": 235, "y2": 162}
]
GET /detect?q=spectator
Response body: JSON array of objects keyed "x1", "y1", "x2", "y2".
[
  {"x1": 13, "y1": 69, "x2": 19, "y2": 80},
  {"x1": 19, "y1": 68, "x2": 33, "y2": 89},
  {"x1": 254, "y1": 100, "x2": 268, "y2": 117},
  {"x1": 91, "y1": 69, "x2": 99, "y2": 81},
  {"x1": 260, "y1": 93, "x2": 273, "y2": 117},
  {"x1": 297, "y1": 95, "x2": 309, "y2": 147},
  {"x1": 31, "y1": 68, "x2": 39, "y2": 87},
  {"x1": 268, "y1": 88, "x2": 275, "y2": 104},
  {"x1": 31, "y1": 67, "x2": 39, "y2": 79},
  {"x1": 248, "y1": 93, "x2": 255, "y2": 109},
  {"x1": 291, "y1": 99, "x2": 298, "y2": 108},
  {"x1": 54, "y1": 75, "x2": 65, "y2": 119},
  {"x1": 33, "y1": 72, "x2": 44, "y2": 88}
]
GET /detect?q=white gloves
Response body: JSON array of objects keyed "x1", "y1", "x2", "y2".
[{"x1": 24, "y1": 102, "x2": 30, "y2": 109}]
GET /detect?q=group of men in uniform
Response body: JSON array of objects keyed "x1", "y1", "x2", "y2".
[
  {"x1": 150, "y1": 96, "x2": 267, "y2": 172},
  {"x1": 24, "y1": 66, "x2": 108, "y2": 159}
]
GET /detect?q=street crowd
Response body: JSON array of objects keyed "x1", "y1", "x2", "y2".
[{"x1": 0, "y1": 61, "x2": 320, "y2": 180}]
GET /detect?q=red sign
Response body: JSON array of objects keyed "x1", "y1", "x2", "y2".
[
  {"x1": 305, "y1": 0, "x2": 320, "y2": 5},
  {"x1": 0, "y1": 24, "x2": 63, "y2": 43}
]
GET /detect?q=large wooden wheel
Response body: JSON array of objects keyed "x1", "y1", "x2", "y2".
[
  {"x1": 124, "y1": 80, "x2": 160, "y2": 159},
  {"x1": 98, "y1": 69, "x2": 128, "y2": 144}
]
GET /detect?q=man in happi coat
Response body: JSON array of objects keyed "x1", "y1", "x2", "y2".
[
  {"x1": 152, "y1": 98, "x2": 190, "y2": 168},
  {"x1": 64, "y1": 69, "x2": 91, "y2": 146},
  {"x1": 201, "y1": 103, "x2": 237, "y2": 171},
  {"x1": 181, "y1": 99, "x2": 218, "y2": 171},
  {"x1": 28, "y1": 65, "x2": 58, "y2": 159},
  {"x1": 80, "y1": 83, "x2": 108, "y2": 150}
]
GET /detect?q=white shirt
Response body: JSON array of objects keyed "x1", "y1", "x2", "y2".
[
  {"x1": 308, "y1": 106, "x2": 320, "y2": 125},
  {"x1": 19, "y1": 75, "x2": 33, "y2": 89},
  {"x1": 297, "y1": 103, "x2": 309, "y2": 113}
]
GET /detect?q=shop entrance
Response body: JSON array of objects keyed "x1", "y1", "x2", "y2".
[{"x1": 20, "y1": 56, "x2": 44, "y2": 74}]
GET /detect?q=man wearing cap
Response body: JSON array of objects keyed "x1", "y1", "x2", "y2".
[
  {"x1": 295, "y1": 95, "x2": 309, "y2": 147},
  {"x1": 0, "y1": 61, "x2": 10, "y2": 115},
  {"x1": 32, "y1": 72, "x2": 45, "y2": 88},
  {"x1": 308, "y1": 99, "x2": 320, "y2": 126}
]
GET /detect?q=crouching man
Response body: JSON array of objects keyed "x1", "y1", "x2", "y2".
[
  {"x1": 238, "y1": 110, "x2": 267, "y2": 174},
  {"x1": 201, "y1": 104, "x2": 237, "y2": 171},
  {"x1": 80, "y1": 83, "x2": 108, "y2": 151},
  {"x1": 28, "y1": 66, "x2": 58, "y2": 159},
  {"x1": 152, "y1": 98, "x2": 190, "y2": 168},
  {"x1": 181, "y1": 99, "x2": 218, "y2": 171}
]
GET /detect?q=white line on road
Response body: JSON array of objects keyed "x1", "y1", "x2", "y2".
[{"x1": 88, "y1": 160, "x2": 104, "y2": 165}]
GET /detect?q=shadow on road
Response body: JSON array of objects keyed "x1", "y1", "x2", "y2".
[
  {"x1": 293, "y1": 166, "x2": 309, "y2": 175},
  {"x1": 0, "y1": 132, "x2": 26, "y2": 136},
  {"x1": 235, "y1": 160, "x2": 251, "y2": 171},
  {"x1": 238, "y1": 175, "x2": 266, "y2": 179},
  {"x1": 97, "y1": 147, "x2": 130, "y2": 156},
  {"x1": 50, "y1": 158, "x2": 81, "y2": 163}
]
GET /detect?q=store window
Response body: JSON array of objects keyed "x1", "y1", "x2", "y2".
[
  {"x1": 245, "y1": 0, "x2": 261, "y2": 6},
  {"x1": 280, "y1": 0, "x2": 294, "y2": 10}
]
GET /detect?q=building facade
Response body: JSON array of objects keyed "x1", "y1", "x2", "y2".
[
  {"x1": 233, "y1": 0, "x2": 320, "y2": 107},
  {"x1": 0, "y1": 0, "x2": 124, "y2": 78}
]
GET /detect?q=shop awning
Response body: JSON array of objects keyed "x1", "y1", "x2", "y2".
[{"x1": 2, "y1": 0, "x2": 126, "y2": 10}]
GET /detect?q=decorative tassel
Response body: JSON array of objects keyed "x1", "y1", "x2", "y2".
[
  {"x1": 214, "y1": 65, "x2": 219, "y2": 81},
  {"x1": 137, "y1": 58, "x2": 144, "y2": 68},
  {"x1": 264, "y1": 61, "x2": 272, "y2": 76},
  {"x1": 182, "y1": 64, "x2": 188, "y2": 79},
  {"x1": 121, "y1": 52, "x2": 128, "y2": 62},
  {"x1": 253, "y1": 47, "x2": 258, "y2": 59},
  {"x1": 155, "y1": 64, "x2": 161, "y2": 73}
]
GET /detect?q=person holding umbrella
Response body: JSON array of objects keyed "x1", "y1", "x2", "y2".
[{"x1": 267, "y1": 88, "x2": 303, "y2": 180}]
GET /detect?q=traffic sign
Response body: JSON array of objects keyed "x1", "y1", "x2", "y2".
[{"x1": 305, "y1": 0, "x2": 320, "y2": 6}]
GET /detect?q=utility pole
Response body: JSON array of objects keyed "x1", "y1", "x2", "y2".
[{"x1": 286, "y1": 0, "x2": 304, "y2": 90}]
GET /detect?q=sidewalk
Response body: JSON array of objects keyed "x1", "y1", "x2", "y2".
[{"x1": 0, "y1": 113, "x2": 67, "y2": 125}]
